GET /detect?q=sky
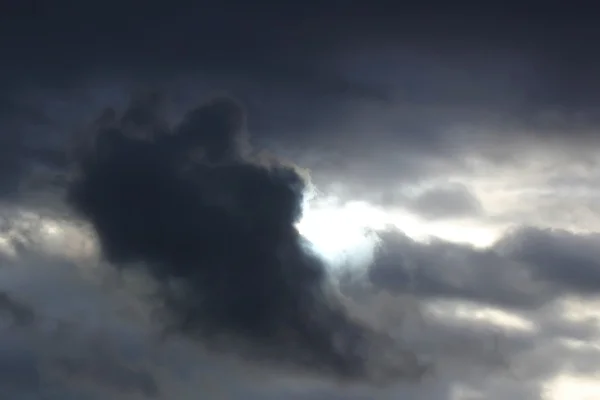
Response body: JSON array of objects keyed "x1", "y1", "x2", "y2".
[{"x1": 2, "y1": 2, "x2": 600, "y2": 399}]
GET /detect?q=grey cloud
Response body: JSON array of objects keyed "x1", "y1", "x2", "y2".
[
  {"x1": 368, "y1": 226, "x2": 600, "y2": 310},
  {"x1": 0, "y1": 330, "x2": 159, "y2": 399},
  {"x1": 0, "y1": 347, "x2": 42, "y2": 393},
  {"x1": 0, "y1": 291, "x2": 35, "y2": 327},
  {"x1": 496, "y1": 227, "x2": 600, "y2": 294},
  {"x1": 368, "y1": 230, "x2": 550, "y2": 310},
  {"x1": 55, "y1": 356, "x2": 159, "y2": 398},
  {"x1": 391, "y1": 182, "x2": 483, "y2": 220}
]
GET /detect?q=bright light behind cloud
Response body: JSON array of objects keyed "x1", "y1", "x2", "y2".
[
  {"x1": 0, "y1": 207, "x2": 97, "y2": 261},
  {"x1": 296, "y1": 190, "x2": 386, "y2": 270},
  {"x1": 296, "y1": 185, "x2": 501, "y2": 271},
  {"x1": 546, "y1": 374, "x2": 600, "y2": 400}
]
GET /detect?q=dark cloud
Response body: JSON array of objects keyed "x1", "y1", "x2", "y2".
[
  {"x1": 368, "y1": 230, "x2": 548, "y2": 310},
  {"x1": 65, "y1": 92, "x2": 421, "y2": 383},
  {"x1": 496, "y1": 227, "x2": 600, "y2": 294},
  {"x1": 368, "y1": 227, "x2": 600, "y2": 310}
]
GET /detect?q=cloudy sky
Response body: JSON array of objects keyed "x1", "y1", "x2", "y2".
[{"x1": 2, "y1": 2, "x2": 600, "y2": 399}]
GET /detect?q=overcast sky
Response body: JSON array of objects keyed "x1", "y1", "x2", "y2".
[{"x1": 2, "y1": 2, "x2": 600, "y2": 399}]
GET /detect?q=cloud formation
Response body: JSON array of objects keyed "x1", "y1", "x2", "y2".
[
  {"x1": 3, "y1": 4, "x2": 600, "y2": 398},
  {"x1": 368, "y1": 226, "x2": 600, "y2": 310},
  {"x1": 65, "y1": 92, "x2": 422, "y2": 383},
  {"x1": 0, "y1": 79, "x2": 599, "y2": 398}
]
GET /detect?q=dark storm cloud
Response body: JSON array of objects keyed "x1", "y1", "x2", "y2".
[
  {"x1": 368, "y1": 227, "x2": 600, "y2": 310},
  {"x1": 65, "y1": 92, "x2": 421, "y2": 382}
]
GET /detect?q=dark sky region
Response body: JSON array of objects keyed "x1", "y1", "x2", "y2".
[{"x1": 2, "y1": 2, "x2": 600, "y2": 399}]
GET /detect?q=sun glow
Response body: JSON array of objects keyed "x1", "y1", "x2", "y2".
[
  {"x1": 296, "y1": 187, "x2": 502, "y2": 270},
  {"x1": 546, "y1": 374, "x2": 600, "y2": 400},
  {"x1": 296, "y1": 194, "x2": 385, "y2": 270}
]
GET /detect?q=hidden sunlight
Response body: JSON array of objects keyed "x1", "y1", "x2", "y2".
[{"x1": 296, "y1": 185, "x2": 501, "y2": 271}]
